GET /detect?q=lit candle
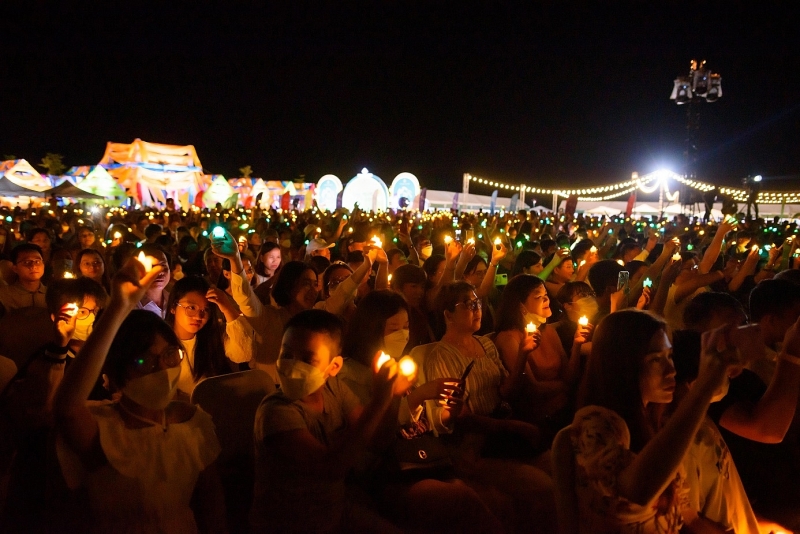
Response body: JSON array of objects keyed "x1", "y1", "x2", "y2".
[
  {"x1": 371, "y1": 236, "x2": 383, "y2": 248},
  {"x1": 526, "y1": 322, "x2": 537, "y2": 334},
  {"x1": 65, "y1": 302, "x2": 80, "y2": 317},
  {"x1": 137, "y1": 251, "x2": 154, "y2": 272},
  {"x1": 617, "y1": 259, "x2": 625, "y2": 266},
  {"x1": 316, "y1": 227, "x2": 321, "y2": 234},
  {"x1": 63, "y1": 271, "x2": 74, "y2": 279},
  {"x1": 444, "y1": 235, "x2": 453, "y2": 245},
  {"x1": 467, "y1": 237, "x2": 475, "y2": 245},
  {"x1": 751, "y1": 245, "x2": 759, "y2": 253},
  {"x1": 113, "y1": 232, "x2": 121, "y2": 239},
  {"x1": 494, "y1": 237, "x2": 502, "y2": 246},
  {"x1": 398, "y1": 356, "x2": 417, "y2": 377},
  {"x1": 375, "y1": 351, "x2": 392, "y2": 372},
  {"x1": 388, "y1": 274, "x2": 393, "y2": 283},
  {"x1": 578, "y1": 316, "x2": 589, "y2": 326},
  {"x1": 590, "y1": 246, "x2": 597, "y2": 254},
  {"x1": 672, "y1": 253, "x2": 681, "y2": 262}
]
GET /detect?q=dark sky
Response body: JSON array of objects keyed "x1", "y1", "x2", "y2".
[{"x1": 2, "y1": 2, "x2": 799, "y2": 196}]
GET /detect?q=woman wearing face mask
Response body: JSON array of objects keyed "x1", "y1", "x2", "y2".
[
  {"x1": 76, "y1": 248, "x2": 111, "y2": 293},
  {"x1": 165, "y1": 276, "x2": 253, "y2": 399},
  {"x1": 494, "y1": 275, "x2": 591, "y2": 431},
  {"x1": 53, "y1": 257, "x2": 226, "y2": 533}
]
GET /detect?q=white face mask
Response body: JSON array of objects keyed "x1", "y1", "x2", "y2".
[
  {"x1": 277, "y1": 359, "x2": 331, "y2": 400},
  {"x1": 122, "y1": 366, "x2": 181, "y2": 410},
  {"x1": 383, "y1": 328, "x2": 410, "y2": 359},
  {"x1": 72, "y1": 313, "x2": 95, "y2": 341},
  {"x1": 523, "y1": 307, "x2": 548, "y2": 327},
  {"x1": 420, "y1": 245, "x2": 433, "y2": 259}
]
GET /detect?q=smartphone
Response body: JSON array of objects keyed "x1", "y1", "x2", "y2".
[
  {"x1": 617, "y1": 271, "x2": 630, "y2": 293},
  {"x1": 211, "y1": 226, "x2": 226, "y2": 240},
  {"x1": 452, "y1": 216, "x2": 458, "y2": 228},
  {"x1": 455, "y1": 229, "x2": 462, "y2": 241},
  {"x1": 465, "y1": 228, "x2": 474, "y2": 241},
  {"x1": 460, "y1": 359, "x2": 477, "y2": 383},
  {"x1": 494, "y1": 273, "x2": 508, "y2": 287}
]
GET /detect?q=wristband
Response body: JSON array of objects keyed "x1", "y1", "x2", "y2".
[
  {"x1": 45, "y1": 344, "x2": 70, "y2": 355},
  {"x1": 780, "y1": 352, "x2": 800, "y2": 367}
]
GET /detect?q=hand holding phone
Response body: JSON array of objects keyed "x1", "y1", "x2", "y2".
[{"x1": 617, "y1": 271, "x2": 630, "y2": 293}]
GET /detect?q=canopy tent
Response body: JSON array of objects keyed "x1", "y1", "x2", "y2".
[
  {"x1": 630, "y1": 203, "x2": 660, "y2": 215},
  {"x1": 98, "y1": 139, "x2": 206, "y2": 206},
  {"x1": 423, "y1": 190, "x2": 529, "y2": 212},
  {"x1": 43, "y1": 180, "x2": 105, "y2": 200},
  {"x1": 0, "y1": 159, "x2": 51, "y2": 191},
  {"x1": 67, "y1": 165, "x2": 126, "y2": 204},
  {"x1": 583, "y1": 205, "x2": 622, "y2": 216},
  {"x1": 202, "y1": 175, "x2": 238, "y2": 208},
  {"x1": 0, "y1": 176, "x2": 46, "y2": 197}
]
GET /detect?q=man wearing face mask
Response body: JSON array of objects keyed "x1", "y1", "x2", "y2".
[{"x1": 251, "y1": 309, "x2": 408, "y2": 534}]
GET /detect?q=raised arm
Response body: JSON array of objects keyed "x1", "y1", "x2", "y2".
[
  {"x1": 698, "y1": 219, "x2": 734, "y2": 274},
  {"x1": 719, "y1": 318, "x2": 800, "y2": 443},
  {"x1": 54, "y1": 259, "x2": 162, "y2": 460},
  {"x1": 617, "y1": 327, "x2": 739, "y2": 506},
  {"x1": 475, "y1": 241, "x2": 506, "y2": 299}
]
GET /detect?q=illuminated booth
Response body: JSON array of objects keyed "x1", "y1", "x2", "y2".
[
  {"x1": 341, "y1": 168, "x2": 389, "y2": 211},
  {"x1": 389, "y1": 172, "x2": 420, "y2": 209},
  {"x1": 315, "y1": 174, "x2": 343, "y2": 212},
  {"x1": 98, "y1": 139, "x2": 207, "y2": 206},
  {"x1": 65, "y1": 165, "x2": 126, "y2": 204}
]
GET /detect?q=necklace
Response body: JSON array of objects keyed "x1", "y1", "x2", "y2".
[{"x1": 117, "y1": 401, "x2": 168, "y2": 432}]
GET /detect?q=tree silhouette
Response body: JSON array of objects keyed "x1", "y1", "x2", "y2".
[
  {"x1": 39, "y1": 153, "x2": 66, "y2": 176},
  {"x1": 239, "y1": 165, "x2": 253, "y2": 179}
]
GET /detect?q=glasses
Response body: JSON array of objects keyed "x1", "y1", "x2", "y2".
[
  {"x1": 17, "y1": 259, "x2": 43, "y2": 268},
  {"x1": 455, "y1": 298, "x2": 482, "y2": 311},
  {"x1": 175, "y1": 303, "x2": 211, "y2": 318},
  {"x1": 566, "y1": 292, "x2": 596, "y2": 304},
  {"x1": 328, "y1": 277, "x2": 349, "y2": 289},
  {"x1": 132, "y1": 346, "x2": 185, "y2": 374},
  {"x1": 77, "y1": 306, "x2": 100, "y2": 320}
]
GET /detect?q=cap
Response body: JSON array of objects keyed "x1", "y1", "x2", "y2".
[
  {"x1": 303, "y1": 224, "x2": 318, "y2": 236},
  {"x1": 306, "y1": 238, "x2": 335, "y2": 255}
]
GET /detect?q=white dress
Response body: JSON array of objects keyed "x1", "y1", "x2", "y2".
[{"x1": 57, "y1": 401, "x2": 221, "y2": 534}]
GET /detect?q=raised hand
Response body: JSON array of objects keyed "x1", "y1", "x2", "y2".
[{"x1": 112, "y1": 257, "x2": 163, "y2": 309}]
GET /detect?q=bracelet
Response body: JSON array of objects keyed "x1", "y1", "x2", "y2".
[
  {"x1": 489, "y1": 262, "x2": 498, "y2": 268},
  {"x1": 780, "y1": 352, "x2": 800, "y2": 366}
]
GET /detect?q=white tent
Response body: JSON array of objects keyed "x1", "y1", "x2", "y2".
[
  {"x1": 583, "y1": 205, "x2": 621, "y2": 215},
  {"x1": 423, "y1": 190, "x2": 529, "y2": 211},
  {"x1": 0, "y1": 159, "x2": 51, "y2": 191},
  {"x1": 631, "y1": 203, "x2": 660, "y2": 215}
]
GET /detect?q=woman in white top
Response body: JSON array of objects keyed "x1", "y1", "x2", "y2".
[
  {"x1": 53, "y1": 258, "x2": 225, "y2": 533},
  {"x1": 165, "y1": 276, "x2": 253, "y2": 399}
]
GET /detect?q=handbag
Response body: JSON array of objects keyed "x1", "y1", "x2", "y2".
[{"x1": 390, "y1": 431, "x2": 454, "y2": 479}]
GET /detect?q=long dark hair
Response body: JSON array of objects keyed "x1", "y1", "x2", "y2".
[
  {"x1": 511, "y1": 250, "x2": 542, "y2": 278},
  {"x1": 341, "y1": 290, "x2": 408, "y2": 366},
  {"x1": 494, "y1": 274, "x2": 545, "y2": 333},
  {"x1": 75, "y1": 248, "x2": 111, "y2": 292},
  {"x1": 577, "y1": 309, "x2": 667, "y2": 452},
  {"x1": 255, "y1": 242, "x2": 281, "y2": 277},
  {"x1": 165, "y1": 276, "x2": 230, "y2": 381},
  {"x1": 271, "y1": 261, "x2": 315, "y2": 308}
]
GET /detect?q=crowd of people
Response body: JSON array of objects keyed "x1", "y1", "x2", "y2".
[{"x1": 1, "y1": 199, "x2": 800, "y2": 533}]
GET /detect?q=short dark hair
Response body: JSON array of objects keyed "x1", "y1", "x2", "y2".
[
  {"x1": 587, "y1": 260, "x2": 624, "y2": 297},
  {"x1": 306, "y1": 255, "x2": 331, "y2": 275},
  {"x1": 284, "y1": 309, "x2": 343, "y2": 351},
  {"x1": 683, "y1": 292, "x2": 746, "y2": 332},
  {"x1": 749, "y1": 279, "x2": 800, "y2": 322},
  {"x1": 390, "y1": 264, "x2": 426, "y2": 291},
  {"x1": 434, "y1": 280, "x2": 476, "y2": 316},
  {"x1": 11, "y1": 243, "x2": 43, "y2": 264},
  {"x1": 511, "y1": 250, "x2": 542, "y2": 277},
  {"x1": 556, "y1": 281, "x2": 594, "y2": 306},
  {"x1": 144, "y1": 224, "x2": 163, "y2": 239}
]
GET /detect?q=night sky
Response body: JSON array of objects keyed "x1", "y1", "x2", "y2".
[{"x1": 2, "y1": 2, "x2": 799, "y2": 195}]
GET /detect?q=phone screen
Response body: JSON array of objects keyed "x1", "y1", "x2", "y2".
[
  {"x1": 617, "y1": 271, "x2": 630, "y2": 292},
  {"x1": 455, "y1": 229, "x2": 462, "y2": 241},
  {"x1": 494, "y1": 273, "x2": 508, "y2": 287}
]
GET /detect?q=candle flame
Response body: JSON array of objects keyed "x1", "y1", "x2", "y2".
[
  {"x1": 444, "y1": 235, "x2": 453, "y2": 244},
  {"x1": 672, "y1": 253, "x2": 681, "y2": 262},
  {"x1": 526, "y1": 322, "x2": 537, "y2": 334},
  {"x1": 398, "y1": 356, "x2": 417, "y2": 377},
  {"x1": 578, "y1": 316, "x2": 589, "y2": 326},
  {"x1": 137, "y1": 251, "x2": 154, "y2": 272},
  {"x1": 371, "y1": 236, "x2": 382, "y2": 248},
  {"x1": 467, "y1": 237, "x2": 475, "y2": 245},
  {"x1": 375, "y1": 351, "x2": 392, "y2": 372},
  {"x1": 63, "y1": 271, "x2": 74, "y2": 279},
  {"x1": 590, "y1": 246, "x2": 597, "y2": 254},
  {"x1": 113, "y1": 232, "x2": 121, "y2": 239},
  {"x1": 494, "y1": 237, "x2": 501, "y2": 246}
]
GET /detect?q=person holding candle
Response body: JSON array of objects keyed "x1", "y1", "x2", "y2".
[
  {"x1": 53, "y1": 256, "x2": 226, "y2": 533},
  {"x1": 424, "y1": 280, "x2": 557, "y2": 532},
  {"x1": 552, "y1": 281, "x2": 598, "y2": 355},
  {"x1": 338, "y1": 289, "x2": 504, "y2": 533},
  {"x1": 132, "y1": 244, "x2": 171, "y2": 318},
  {"x1": 250, "y1": 309, "x2": 409, "y2": 534},
  {"x1": 494, "y1": 275, "x2": 591, "y2": 432}
]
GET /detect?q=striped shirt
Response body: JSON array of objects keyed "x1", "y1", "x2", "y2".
[{"x1": 424, "y1": 335, "x2": 509, "y2": 432}]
